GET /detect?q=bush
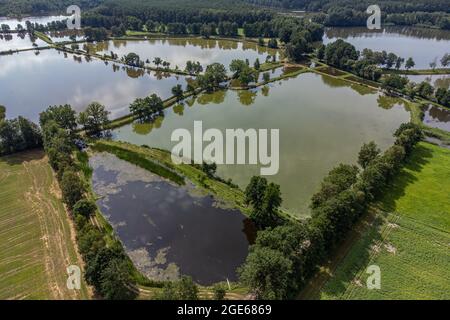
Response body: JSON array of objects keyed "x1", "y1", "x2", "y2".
[
  {"x1": 73, "y1": 199, "x2": 97, "y2": 217},
  {"x1": 61, "y1": 170, "x2": 85, "y2": 209}
]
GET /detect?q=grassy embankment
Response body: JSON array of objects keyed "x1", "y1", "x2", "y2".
[
  {"x1": 313, "y1": 142, "x2": 450, "y2": 299},
  {"x1": 91, "y1": 140, "x2": 250, "y2": 214},
  {"x1": 0, "y1": 150, "x2": 89, "y2": 299}
]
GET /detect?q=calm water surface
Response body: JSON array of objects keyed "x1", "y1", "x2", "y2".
[
  {"x1": 0, "y1": 49, "x2": 188, "y2": 121},
  {"x1": 0, "y1": 33, "x2": 46, "y2": 51},
  {"x1": 422, "y1": 104, "x2": 450, "y2": 131},
  {"x1": 90, "y1": 152, "x2": 252, "y2": 285},
  {"x1": 406, "y1": 74, "x2": 450, "y2": 90},
  {"x1": 0, "y1": 15, "x2": 69, "y2": 29},
  {"x1": 324, "y1": 26, "x2": 450, "y2": 69},
  {"x1": 112, "y1": 72, "x2": 411, "y2": 216},
  {"x1": 87, "y1": 38, "x2": 279, "y2": 71}
]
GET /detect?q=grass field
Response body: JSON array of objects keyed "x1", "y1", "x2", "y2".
[
  {"x1": 0, "y1": 150, "x2": 89, "y2": 299},
  {"x1": 317, "y1": 142, "x2": 450, "y2": 299}
]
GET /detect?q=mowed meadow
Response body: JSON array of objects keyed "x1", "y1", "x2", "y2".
[
  {"x1": 319, "y1": 143, "x2": 450, "y2": 300},
  {"x1": 0, "y1": 150, "x2": 89, "y2": 299}
]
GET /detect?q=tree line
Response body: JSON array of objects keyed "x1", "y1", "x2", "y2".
[
  {"x1": 38, "y1": 103, "x2": 142, "y2": 299},
  {"x1": 238, "y1": 122, "x2": 423, "y2": 299}
]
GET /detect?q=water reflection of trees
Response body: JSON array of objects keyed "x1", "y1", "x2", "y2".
[
  {"x1": 325, "y1": 26, "x2": 450, "y2": 41},
  {"x1": 426, "y1": 105, "x2": 450, "y2": 122},
  {"x1": 197, "y1": 90, "x2": 227, "y2": 105},
  {"x1": 237, "y1": 90, "x2": 257, "y2": 106},
  {"x1": 377, "y1": 95, "x2": 408, "y2": 111},
  {"x1": 132, "y1": 115, "x2": 164, "y2": 135}
]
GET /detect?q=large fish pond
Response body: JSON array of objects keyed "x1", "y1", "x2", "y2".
[
  {"x1": 113, "y1": 72, "x2": 412, "y2": 216},
  {"x1": 90, "y1": 152, "x2": 254, "y2": 285}
]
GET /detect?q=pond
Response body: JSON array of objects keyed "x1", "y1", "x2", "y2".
[
  {"x1": 422, "y1": 104, "x2": 450, "y2": 131},
  {"x1": 0, "y1": 15, "x2": 69, "y2": 29},
  {"x1": 406, "y1": 74, "x2": 450, "y2": 90},
  {"x1": 323, "y1": 26, "x2": 450, "y2": 70},
  {"x1": 0, "y1": 32, "x2": 46, "y2": 51},
  {"x1": 86, "y1": 38, "x2": 280, "y2": 71},
  {"x1": 112, "y1": 72, "x2": 411, "y2": 216},
  {"x1": 0, "y1": 49, "x2": 188, "y2": 121},
  {"x1": 90, "y1": 152, "x2": 253, "y2": 285}
]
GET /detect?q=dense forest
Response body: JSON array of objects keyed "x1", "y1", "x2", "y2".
[{"x1": 1, "y1": 0, "x2": 449, "y2": 29}]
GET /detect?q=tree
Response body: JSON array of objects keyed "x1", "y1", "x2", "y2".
[
  {"x1": 39, "y1": 104, "x2": 77, "y2": 134},
  {"x1": 153, "y1": 57, "x2": 163, "y2": 68},
  {"x1": 171, "y1": 84, "x2": 184, "y2": 101},
  {"x1": 245, "y1": 176, "x2": 268, "y2": 212},
  {"x1": 176, "y1": 276, "x2": 199, "y2": 300},
  {"x1": 0, "y1": 105, "x2": 5, "y2": 121},
  {"x1": 78, "y1": 102, "x2": 110, "y2": 137},
  {"x1": 429, "y1": 58, "x2": 437, "y2": 70},
  {"x1": 0, "y1": 119, "x2": 22, "y2": 155},
  {"x1": 202, "y1": 162, "x2": 217, "y2": 178},
  {"x1": 197, "y1": 63, "x2": 227, "y2": 91},
  {"x1": 395, "y1": 56, "x2": 405, "y2": 70},
  {"x1": 17, "y1": 116, "x2": 42, "y2": 150},
  {"x1": 385, "y1": 52, "x2": 398, "y2": 69},
  {"x1": 261, "y1": 182, "x2": 282, "y2": 218},
  {"x1": 245, "y1": 177, "x2": 282, "y2": 227},
  {"x1": 254, "y1": 58, "x2": 260, "y2": 70},
  {"x1": 123, "y1": 52, "x2": 142, "y2": 67},
  {"x1": 61, "y1": 170, "x2": 85, "y2": 208},
  {"x1": 213, "y1": 283, "x2": 226, "y2": 300},
  {"x1": 154, "y1": 276, "x2": 199, "y2": 300},
  {"x1": 262, "y1": 72, "x2": 270, "y2": 83},
  {"x1": 238, "y1": 246, "x2": 292, "y2": 300},
  {"x1": 185, "y1": 61, "x2": 203, "y2": 75},
  {"x1": 381, "y1": 74, "x2": 409, "y2": 92},
  {"x1": 238, "y1": 67, "x2": 257, "y2": 86},
  {"x1": 230, "y1": 59, "x2": 248, "y2": 78},
  {"x1": 441, "y1": 53, "x2": 450, "y2": 67},
  {"x1": 100, "y1": 259, "x2": 137, "y2": 300},
  {"x1": 73, "y1": 199, "x2": 97, "y2": 217},
  {"x1": 358, "y1": 141, "x2": 381, "y2": 169},
  {"x1": 311, "y1": 164, "x2": 360, "y2": 209},
  {"x1": 323, "y1": 39, "x2": 358, "y2": 69},
  {"x1": 268, "y1": 38, "x2": 278, "y2": 49},
  {"x1": 317, "y1": 44, "x2": 325, "y2": 60},
  {"x1": 286, "y1": 35, "x2": 310, "y2": 62},
  {"x1": 130, "y1": 94, "x2": 163, "y2": 122},
  {"x1": 405, "y1": 57, "x2": 415, "y2": 70},
  {"x1": 416, "y1": 81, "x2": 434, "y2": 98}
]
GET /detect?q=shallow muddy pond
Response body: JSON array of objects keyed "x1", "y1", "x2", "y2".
[
  {"x1": 112, "y1": 72, "x2": 411, "y2": 216},
  {"x1": 86, "y1": 38, "x2": 279, "y2": 71},
  {"x1": 324, "y1": 26, "x2": 450, "y2": 70},
  {"x1": 90, "y1": 152, "x2": 252, "y2": 285},
  {"x1": 422, "y1": 104, "x2": 450, "y2": 131},
  {"x1": 0, "y1": 49, "x2": 188, "y2": 121}
]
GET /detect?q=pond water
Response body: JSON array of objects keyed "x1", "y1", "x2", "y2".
[
  {"x1": 112, "y1": 72, "x2": 411, "y2": 216},
  {"x1": 323, "y1": 26, "x2": 450, "y2": 70},
  {"x1": 90, "y1": 152, "x2": 252, "y2": 285},
  {"x1": 0, "y1": 49, "x2": 188, "y2": 121},
  {"x1": 406, "y1": 74, "x2": 450, "y2": 90},
  {"x1": 0, "y1": 15, "x2": 69, "y2": 29},
  {"x1": 0, "y1": 32, "x2": 46, "y2": 51},
  {"x1": 422, "y1": 104, "x2": 450, "y2": 131},
  {"x1": 86, "y1": 38, "x2": 279, "y2": 71}
]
